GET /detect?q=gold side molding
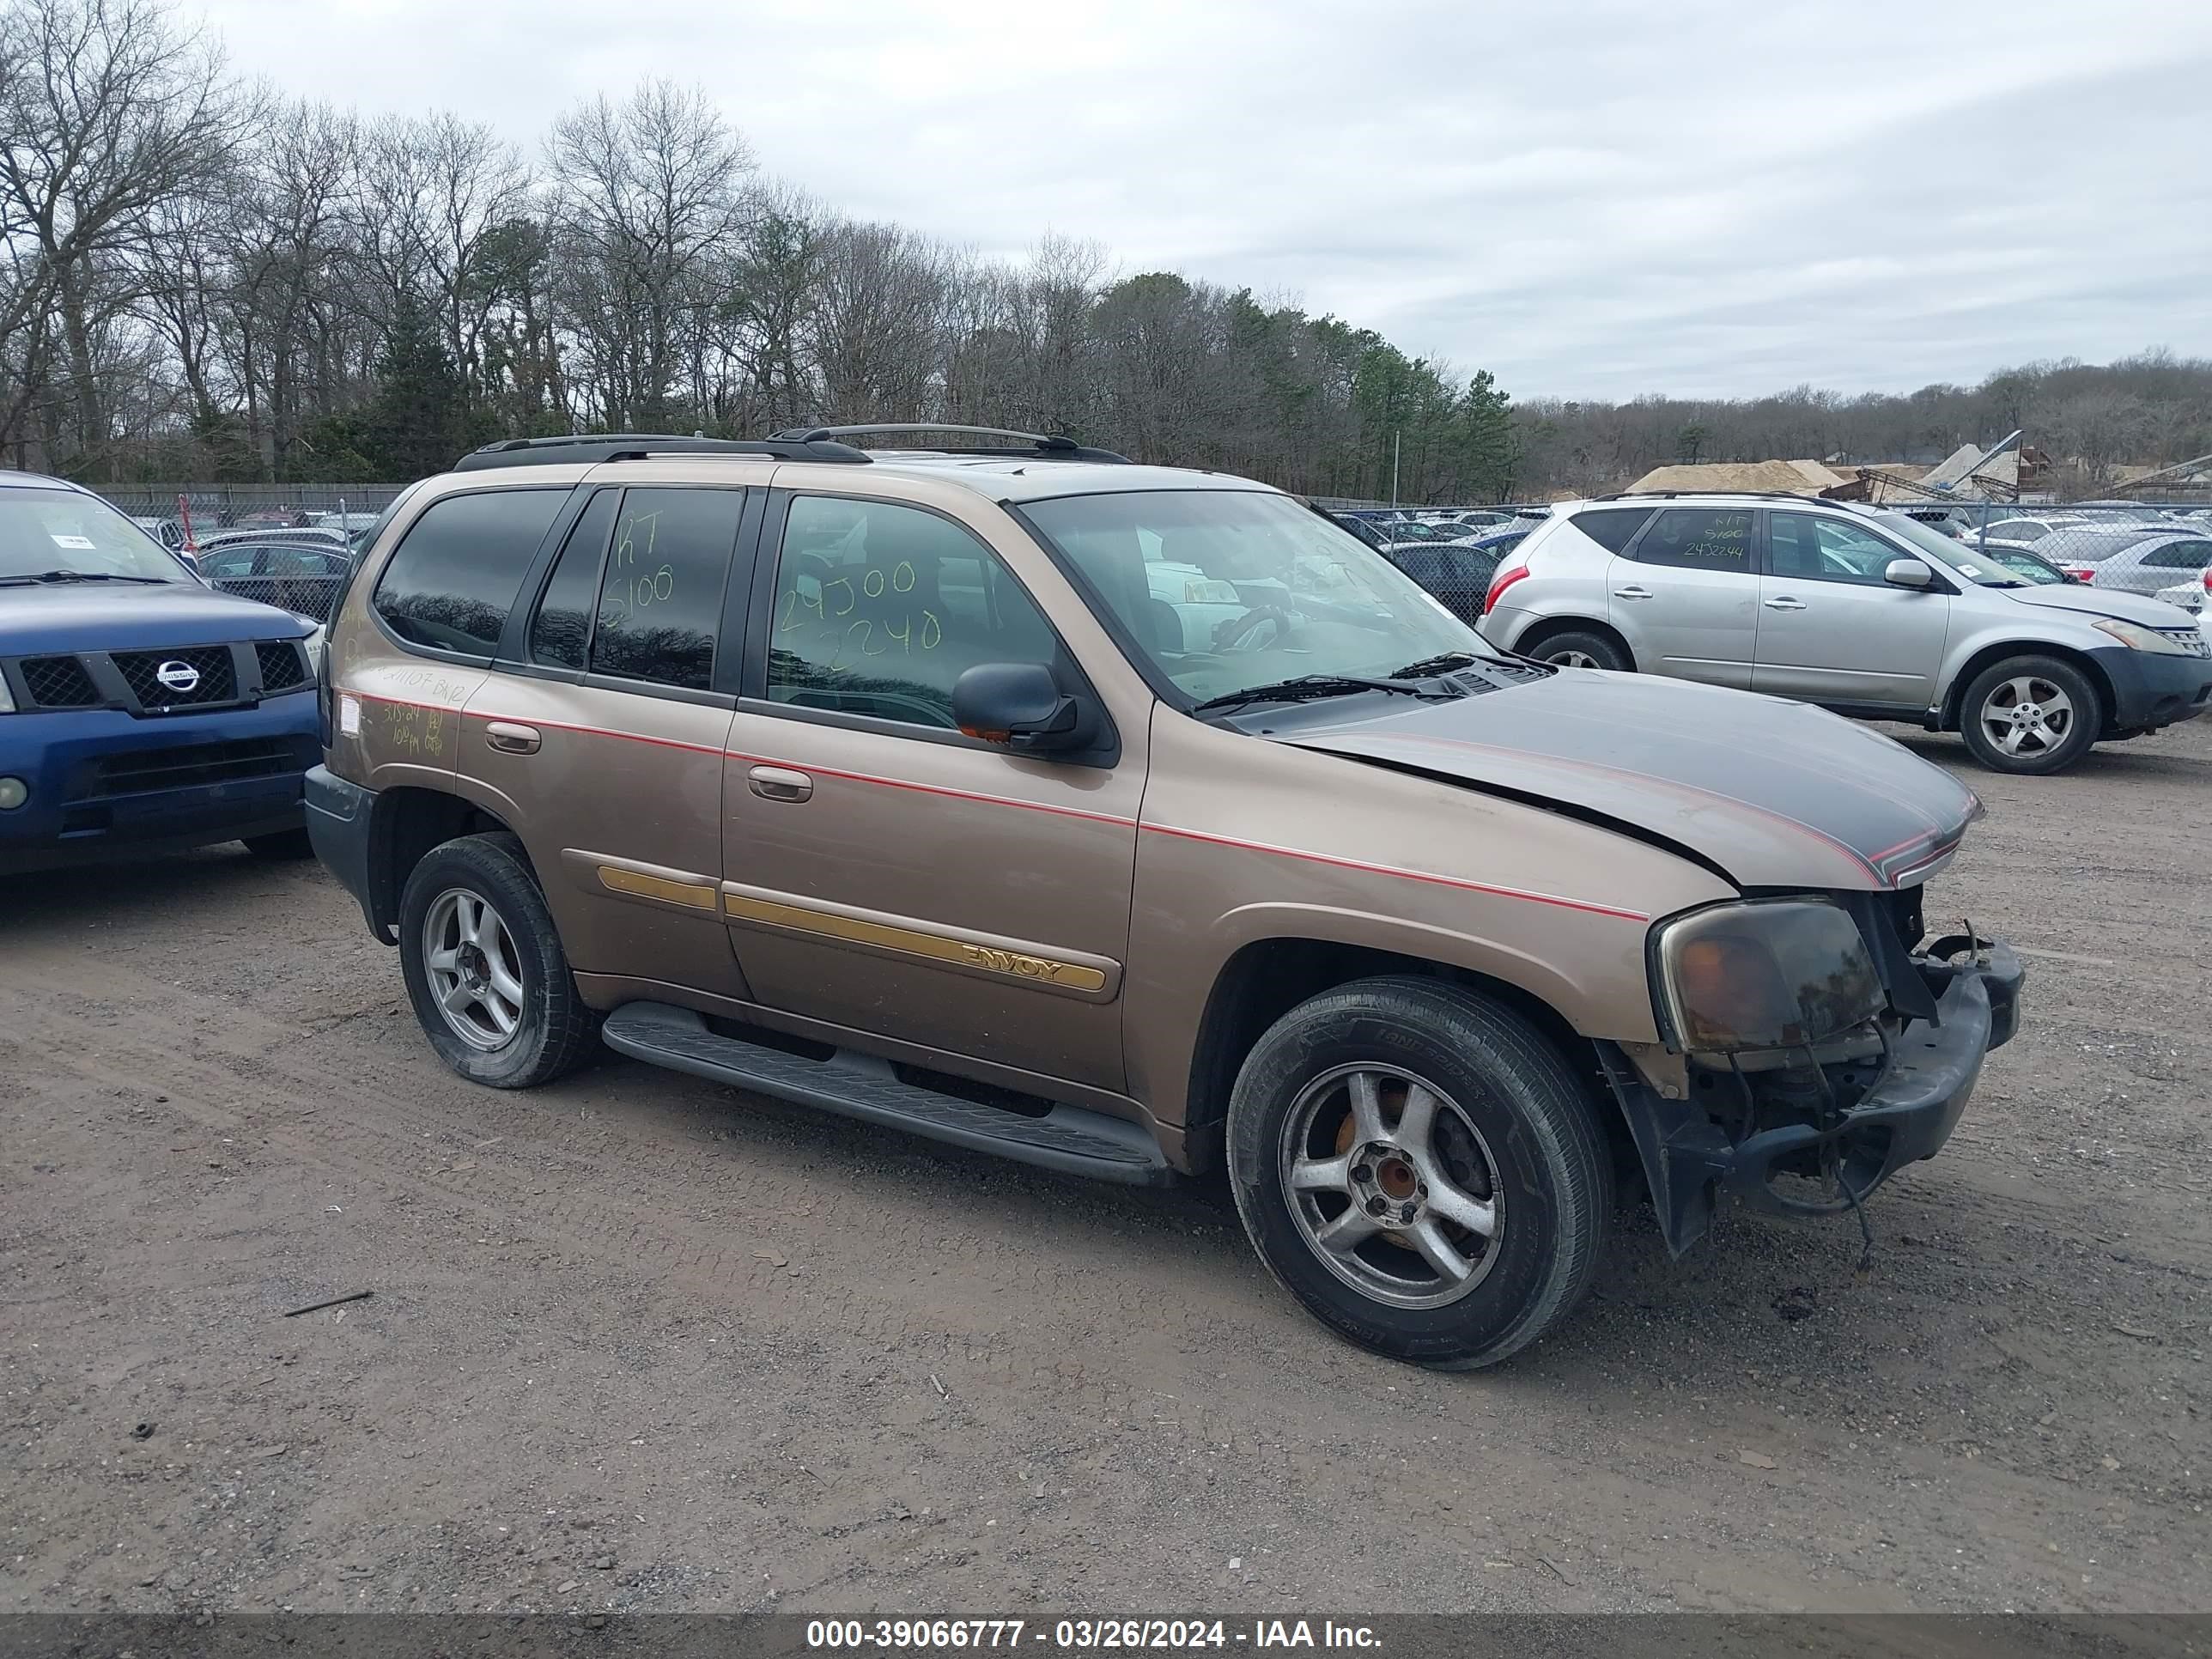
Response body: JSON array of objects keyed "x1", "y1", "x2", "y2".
[
  {"x1": 721, "y1": 892, "x2": 1109, "y2": 993},
  {"x1": 598, "y1": 865, "x2": 718, "y2": 910}
]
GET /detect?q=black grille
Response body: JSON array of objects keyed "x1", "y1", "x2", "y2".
[
  {"x1": 256, "y1": 641, "x2": 307, "y2": 691},
  {"x1": 112, "y1": 646, "x2": 236, "y2": 708},
  {"x1": 76, "y1": 738, "x2": 298, "y2": 800},
  {"x1": 19, "y1": 655, "x2": 100, "y2": 707}
]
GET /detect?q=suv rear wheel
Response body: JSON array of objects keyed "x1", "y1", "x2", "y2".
[
  {"x1": 1529, "y1": 629, "x2": 1631, "y2": 672},
  {"x1": 398, "y1": 832, "x2": 599, "y2": 1087},
  {"x1": 1958, "y1": 654, "x2": 2100, "y2": 775},
  {"x1": 1226, "y1": 976, "x2": 1611, "y2": 1370}
]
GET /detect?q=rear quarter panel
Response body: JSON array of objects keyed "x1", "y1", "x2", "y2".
[
  {"x1": 1126, "y1": 706, "x2": 1737, "y2": 1129},
  {"x1": 1475, "y1": 516, "x2": 1612, "y2": 653}
]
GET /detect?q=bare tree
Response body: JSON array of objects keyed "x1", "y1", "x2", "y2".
[
  {"x1": 544, "y1": 80, "x2": 754, "y2": 428},
  {"x1": 0, "y1": 0, "x2": 242, "y2": 471}
]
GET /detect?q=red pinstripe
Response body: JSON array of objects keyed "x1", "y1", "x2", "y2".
[{"x1": 348, "y1": 692, "x2": 1645, "y2": 919}]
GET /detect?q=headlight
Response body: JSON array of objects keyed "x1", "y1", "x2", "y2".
[
  {"x1": 1651, "y1": 899, "x2": 1885, "y2": 1054},
  {"x1": 2089, "y1": 617, "x2": 2191, "y2": 654},
  {"x1": 296, "y1": 629, "x2": 325, "y2": 674},
  {"x1": 0, "y1": 672, "x2": 14, "y2": 714}
]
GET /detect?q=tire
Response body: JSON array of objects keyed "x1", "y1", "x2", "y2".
[
  {"x1": 1225, "y1": 976, "x2": 1612, "y2": 1370},
  {"x1": 243, "y1": 827, "x2": 315, "y2": 860},
  {"x1": 1530, "y1": 629, "x2": 1631, "y2": 672},
  {"x1": 1957, "y1": 654, "x2": 2101, "y2": 775},
  {"x1": 397, "y1": 831, "x2": 599, "y2": 1088}
]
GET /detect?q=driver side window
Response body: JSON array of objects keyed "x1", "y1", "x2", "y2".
[
  {"x1": 764, "y1": 496, "x2": 1058, "y2": 730},
  {"x1": 1768, "y1": 514, "x2": 1902, "y2": 586}
]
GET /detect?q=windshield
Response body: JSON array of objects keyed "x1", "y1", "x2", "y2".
[
  {"x1": 1870, "y1": 511, "x2": 2031, "y2": 587},
  {"x1": 1022, "y1": 489, "x2": 1481, "y2": 706},
  {"x1": 0, "y1": 487, "x2": 187, "y2": 582}
]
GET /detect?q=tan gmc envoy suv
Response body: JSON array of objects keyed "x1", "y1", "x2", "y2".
[{"x1": 308, "y1": 426, "x2": 2023, "y2": 1369}]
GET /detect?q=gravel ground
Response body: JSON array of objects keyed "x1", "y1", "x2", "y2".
[{"x1": 2, "y1": 720, "x2": 2207, "y2": 1617}]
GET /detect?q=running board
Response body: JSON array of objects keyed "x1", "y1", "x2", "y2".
[{"x1": 601, "y1": 1002, "x2": 1173, "y2": 1186}]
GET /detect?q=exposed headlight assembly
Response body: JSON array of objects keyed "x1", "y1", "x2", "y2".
[{"x1": 1651, "y1": 899, "x2": 1886, "y2": 1054}]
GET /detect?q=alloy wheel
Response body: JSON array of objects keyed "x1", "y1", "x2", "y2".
[
  {"x1": 1978, "y1": 674, "x2": 2077, "y2": 758},
  {"x1": 421, "y1": 887, "x2": 526, "y2": 1051},
  {"x1": 1279, "y1": 1064, "x2": 1504, "y2": 1310}
]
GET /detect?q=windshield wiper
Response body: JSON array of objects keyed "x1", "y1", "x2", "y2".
[
  {"x1": 1, "y1": 569, "x2": 170, "y2": 585},
  {"x1": 1192, "y1": 674, "x2": 1456, "y2": 715},
  {"x1": 1384, "y1": 650, "x2": 1484, "y2": 678}
]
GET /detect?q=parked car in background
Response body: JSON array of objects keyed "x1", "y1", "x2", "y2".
[
  {"x1": 196, "y1": 525, "x2": 353, "y2": 555},
  {"x1": 128, "y1": 515, "x2": 187, "y2": 550},
  {"x1": 0, "y1": 470, "x2": 324, "y2": 872},
  {"x1": 1974, "y1": 544, "x2": 2075, "y2": 586},
  {"x1": 2055, "y1": 530, "x2": 2212, "y2": 597},
  {"x1": 1479, "y1": 494, "x2": 2212, "y2": 775},
  {"x1": 1975, "y1": 514, "x2": 2094, "y2": 546},
  {"x1": 2154, "y1": 572, "x2": 2209, "y2": 615},
  {"x1": 195, "y1": 540, "x2": 353, "y2": 625}
]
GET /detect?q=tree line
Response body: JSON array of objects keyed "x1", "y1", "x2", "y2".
[
  {"x1": 0, "y1": 0, "x2": 1517, "y2": 501},
  {"x1": 3, "y1": 0, "x2": 2204, "y2": 505}
]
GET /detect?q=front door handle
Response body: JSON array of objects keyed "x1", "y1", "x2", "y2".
[
  {"x1": 748, "y1": 765, "x2": 813, "y2": 803},
  {"x1": 1763, "y1": 596, "x2": 1808, "y2": 611},
  {"x1": 1613, "y1": 585, "x2": 1653, "y2": 599},
  {"x1": 484, "y1": 720, "x2": 541, "y2": 755}
]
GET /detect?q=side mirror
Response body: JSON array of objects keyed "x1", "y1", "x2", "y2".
[
  {"x1": 1884, "y1": 558, "x2": 1935, "y2": 590},
  {"x1": 951, "y1": 663, "x2": 1089, "y2": 755}
]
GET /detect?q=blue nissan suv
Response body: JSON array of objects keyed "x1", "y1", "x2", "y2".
[{"x1": 0, "y1": 470, "x2": 324, "y2": 873}]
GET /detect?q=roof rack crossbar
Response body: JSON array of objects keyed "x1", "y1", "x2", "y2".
[
  {"x1": 769, "y1": 423, "x2": 1130, "y2": 464},
  {"x1": 1588, "y1": 489, "x2": 1826, "y2": 503},
  {"x1": 451, "y1": 433, "x2": 872, "y2": 471}
]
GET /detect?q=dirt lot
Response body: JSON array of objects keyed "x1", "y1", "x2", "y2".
[{"x1": 3, "y1": 720, "x2": 2208, "y2": 1617}]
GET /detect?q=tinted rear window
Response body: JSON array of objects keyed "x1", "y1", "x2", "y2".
[
  {"x1": 374, "y1": 489, "x2": 567, "y2": 656},
  {"x1": 1572, "y1": 507, "x2": 1656, "y2": 554}
]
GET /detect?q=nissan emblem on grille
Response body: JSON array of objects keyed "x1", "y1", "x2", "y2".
[{"x1": 155, "y1": 659, "x2": 201, "y2": 695}]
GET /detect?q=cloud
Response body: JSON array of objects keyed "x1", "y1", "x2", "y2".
[{"x1": 203, "y1": 0, "x2": 2212, "y2": 399}]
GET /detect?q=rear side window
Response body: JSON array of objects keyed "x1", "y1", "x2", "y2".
[
  {"x1": 2141, "y1": 540, "x2": 2212, "y2": 570},
  {"x1": 1632, "y1": 508, "x2": 1755, "y2": 572},
  {"x1": 373, "y1": 489, "x2": 566, "y2": 656},
  {"x1": 587, "y1": 488, "x2": 743, "y2": 692},
  {"x1": 528, "y1": 489, "x2": 618, "y2": 670},
  {"x1": 1571, "y1": 506, "x2": 1656, "y2": 554},
  {"x1": 1986, "y1": 520, "x2": 2043, "y2": 542}
]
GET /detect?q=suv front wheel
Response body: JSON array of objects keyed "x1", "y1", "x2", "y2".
[
  {"x1": 1226, "y1": 976, "x2": 1612, "y2": 1370},
  {"x1": 398, "y1": 832, "x2": 599, "y2": 1088},
  {"x1": 1958, "y1": 654, "x2": 2100, "y2": 775}
]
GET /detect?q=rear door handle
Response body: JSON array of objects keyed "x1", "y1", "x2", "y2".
[
  {"x1": 748, "y1": 765, "x2": 813, "y2": 803},
  {"x1": 484, "y1": 721, "x2": 541, "y2": 755},
  {"x1": 1612, "y1": 585, "x2": 1653, "y2": 599},
  {"x1": 1763, "y1": 596, "x2": 1808, "y2": 611}
]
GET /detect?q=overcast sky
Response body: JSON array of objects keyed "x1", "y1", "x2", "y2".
[{"x1": 198, "y1": 0, "x2": 2212, "y2": 403}]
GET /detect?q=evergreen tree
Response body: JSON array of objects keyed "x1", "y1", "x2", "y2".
[{"x1": 362, "y1": 293, "x2": 469, "y2": 481}]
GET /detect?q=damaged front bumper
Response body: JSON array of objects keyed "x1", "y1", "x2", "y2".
[{"x1": 1600, "y1": 941, "x2": 2024, "y2": 1256}]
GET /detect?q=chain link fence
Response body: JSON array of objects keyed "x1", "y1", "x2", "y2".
[
  {"x1": 1885, "y1": 497, "x2": 2212, "y2": 611},
  {"x1": 98, "y1": 483, "x2": 407, "y2": 545}
]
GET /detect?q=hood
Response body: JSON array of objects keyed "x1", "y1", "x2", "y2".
[
  {"x1": 0, "y1": 580, "x2": 312, "y2": 654},
  {"x1": 1998, "y1": 584, "x2": 2202, "y2": 629},
  {"x1": 1275, "y1": 670, "x2": 1981, "y2": 891}
]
